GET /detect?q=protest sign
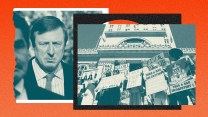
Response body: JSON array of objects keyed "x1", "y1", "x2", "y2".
[
  {"x1": 169, "y1": 78, "x2": 195, "y2": 94},
  {"x1": 166, "y1": 55, "x2": 195, "y2": 82},
  {"x1": 145, "y1": 66, "x2": 168, "y2": 95},
  {"x1": 95, "y1": 74, "x2": 125, "y2": 92},
  {"x1": 166, "y1": 56, "x2": 196, "y2": 94},
  {"x1": 126, "y1": 68, "x2": 143, "y2": 89},
  {"x1": 146, "y1": 53, "x2": 169, "y2": 70},
  {"x1": 114, "y1": 63, "x2": 129, "y2": 75},
  {"x1": 101, "y1": 63, "x2": 114, "y2": 77}
]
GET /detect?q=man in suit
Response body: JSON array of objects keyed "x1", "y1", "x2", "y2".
[
  {"x1": 14, "y1": 13, "x2": 66, "y2": 100},
  {"x1": 26, "y1": 16, "x2": 73, "y2": 100}
]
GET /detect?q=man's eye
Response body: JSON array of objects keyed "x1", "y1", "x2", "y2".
[
  {"x1": 53, "y1": 42, "x2": 62, "y2": 46},
  {"x1": 39, "y1": 42, "x2": 49, "y2": 45}
]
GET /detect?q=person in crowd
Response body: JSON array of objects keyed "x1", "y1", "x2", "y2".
[
  {"x1": 88, "y1": 73, "x2": 93, "y2": 80},
  {"x1": 166, "y1": 48, "x2": 189, "y2": 105}
]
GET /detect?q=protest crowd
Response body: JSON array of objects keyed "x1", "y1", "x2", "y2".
[{"x1": 77, "y1": 48, "x2": 196, "y2": 105}]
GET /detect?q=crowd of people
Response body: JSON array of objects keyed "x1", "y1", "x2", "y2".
[{"x1": 77, "y1": 49, "x2": 196, "y2": 105}]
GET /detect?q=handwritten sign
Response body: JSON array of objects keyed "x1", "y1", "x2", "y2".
[
  {"x1": 166, "y1": 56, "x2": 196, "y2": 94},
  {"x1": 145, "y1": 66, "x2": 168, "y2": 95},
  {"x1": 126, "y1": 68, "x2": 142, "y2": 89},
  {"x1": 146, "y1": 53, "x2": 169, "y2": 70},
  {"x1": 114, "y1": 63, "x2": 129, "y2": 75},
  {"x1": 95, "y1": 74, "x2": 125, "y2": 92},
  {"x1": 166, "y1": 56, "x2": 195, "y2": 83},
  {"x1": 169, "y1": 78, "x2": 195, "y2": 94},
  {"x1": 101, "y1": 63, "x2": 114, "y2": 78}
]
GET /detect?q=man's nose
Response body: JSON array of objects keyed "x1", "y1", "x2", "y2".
[{"x1": 47, "y1": 43, "x2": 55, "y2": 57}]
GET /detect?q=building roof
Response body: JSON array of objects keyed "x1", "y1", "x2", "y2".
[{"x1": 78, "y1": 24, "x2": 195, "y2": 49}]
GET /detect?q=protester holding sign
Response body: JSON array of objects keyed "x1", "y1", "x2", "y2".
[
  {"x1": 144, "y1": 53, "x2": 169, "y2": 105},
  {"x1": 166, "y1": 48, "x2": 195, "y2": 105}
]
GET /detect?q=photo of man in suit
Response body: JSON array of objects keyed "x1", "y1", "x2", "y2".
[
  {"x1": 26, "y1": 16, "x2": 73, "y2": 99},
  {"x1": 14, "y1": 13, "x2": 71, "y2": 100}
]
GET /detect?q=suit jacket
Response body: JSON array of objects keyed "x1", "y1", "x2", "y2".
[{"x1": 24, "y1": 58, "x2": 73, "y2": 100}]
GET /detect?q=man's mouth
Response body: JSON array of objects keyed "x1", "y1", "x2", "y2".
[{"x1": 46, "y1": 58, "x2": 56, "y2": 63}]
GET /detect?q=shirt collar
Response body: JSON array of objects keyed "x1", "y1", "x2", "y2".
[{"x1": 32, "y1": 58, "x2": 64, "y2": 80}]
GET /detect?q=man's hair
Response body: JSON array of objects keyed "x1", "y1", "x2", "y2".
[
  {"x1": 169, "y1": 48, "x2": 183, "y2": 61},
  {"x1": 13, "y1": 12, "x2": 30, "y2": 48},
  {"x1": 30, "y1": 16, "x2": 68, "y2": 47}
]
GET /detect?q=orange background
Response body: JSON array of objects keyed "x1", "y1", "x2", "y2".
[{"x1": 0, "y1": 0, "x2": 207, "y2": 117}]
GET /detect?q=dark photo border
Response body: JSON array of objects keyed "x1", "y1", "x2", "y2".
[{"x1": 73, "y1": 14, "x2": 181, "y2": 110}]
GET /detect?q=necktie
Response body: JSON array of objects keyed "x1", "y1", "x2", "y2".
[{"x1": 45, "y1": 73, "x2": 55, "y2": 91}]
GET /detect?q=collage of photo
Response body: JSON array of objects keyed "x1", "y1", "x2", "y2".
[{"x1": 13, "y1": 9, "x2": 195, "y2": 109}]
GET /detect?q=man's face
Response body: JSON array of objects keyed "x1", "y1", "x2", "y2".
[
  {"x1": 34, "y1": 27, "x2": 65, "y2": 73},
  {"x1": 14, "y1": 28, "x2": 29, "y2": 85}
]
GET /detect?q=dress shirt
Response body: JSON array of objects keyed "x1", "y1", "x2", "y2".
[{"x1": 32, "y1": 59, "x2": 64, "y2": 96}]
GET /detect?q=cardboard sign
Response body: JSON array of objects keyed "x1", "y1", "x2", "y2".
[
  {"x1": 146, "y1": 53, "x2": 169, "y2": 70},
  {"x1": 114, "y1": 63, "x2": 129, "y2": 75},
  {"x1": 101, "y1": 63, "x2": 115, "y2": 78},
  {"x1": 169, "y1": 78, "x2": 195, "y2": 94},
  {"x1": 166, "y1": 56, "x2": 196, "y2": 94},
  {"x1": 145, "y1": 66, "x2": 168, "y2": 95},
  {"x1": 95, "y1": 74, "x2": 125, "y2": 92},
  {"x1": 126, "y1": 69, "x2": 142, "y2": 89},
  {"x1": 166, "y1": 56, "x2": 195, "y2": 83}
]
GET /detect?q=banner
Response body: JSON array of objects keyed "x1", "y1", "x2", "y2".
[
  {"x1": 145, "y1": 66, "x2": 168, "y2": 95},
  {"x1": 126, "y1": 68, "x2": 142, "y2": 89}
]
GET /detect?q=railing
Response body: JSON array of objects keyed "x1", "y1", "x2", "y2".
[{"x1": 78, "y1": 48, "x2": 98, "y2": 54}]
